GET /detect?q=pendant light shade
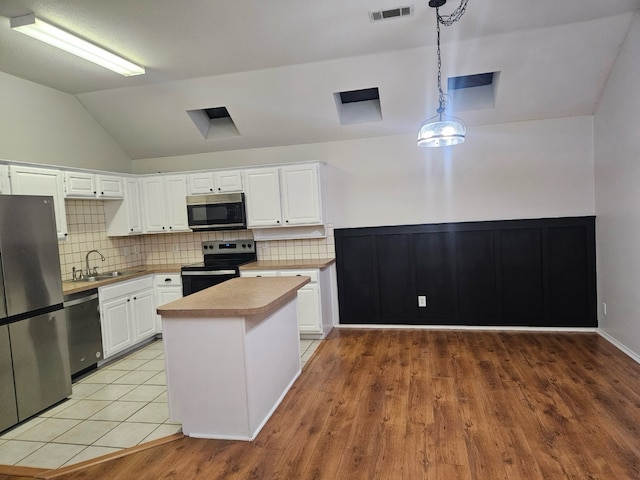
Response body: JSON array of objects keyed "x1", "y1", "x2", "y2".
[
  {"x1": 417, "y1": 0, "x2": 469, "y2": 148},
  {"x1": 417, "y1": 110, "x2": 466, "y2": 147}
]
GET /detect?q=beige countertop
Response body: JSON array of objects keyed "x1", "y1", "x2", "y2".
[
  {"x1": 62, "y1": 264, "x2": 183, "y2": 295},
  {"x1": 62, "y1": 258, "x2": 334, "y2": 296},
  {"x1": 240, "y1": 258, "x2": 335, "y2": 270},
  {"x1": 157, "y1": 276, "x2": 310, "y2": 318}
]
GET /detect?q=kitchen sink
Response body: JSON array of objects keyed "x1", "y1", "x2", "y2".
[{"x1": 72, "y1": 269, "x2": 146, "y2": 282}]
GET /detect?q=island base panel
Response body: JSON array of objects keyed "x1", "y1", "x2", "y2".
[{"x1": 162, "y1": 299, "x2": 301, "y2": 440}]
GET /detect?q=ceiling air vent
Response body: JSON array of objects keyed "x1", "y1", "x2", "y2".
[
  {"x1": 369, "y1": 5, "x2": 414, "y2": 22},
  {"x1": 447, "y1": 71, "x2": 500, "y2": 112},
  {"x1": 334, "y1": 87, "x2": 382, "y2": 125},
  {"x1": 187, "y1": 106, "x2": 240, "y2": 139}
]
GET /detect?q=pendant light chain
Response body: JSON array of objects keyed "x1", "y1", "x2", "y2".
[
  {"x1": 436, "y1": 9, "x2": 445, "y2": 114},
  {"x1": 436, "y1": 0, "x2": 468, "y2": 26},
  {"x1": 435, "y1": 0, "x2": 468, "y2": 115}
]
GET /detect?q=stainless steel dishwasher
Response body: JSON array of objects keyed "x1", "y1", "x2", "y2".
[{"x1": 63, "y1": 289, "x2": 103, "y2": 378}]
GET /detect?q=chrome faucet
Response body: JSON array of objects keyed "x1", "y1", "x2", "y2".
[{"x1": 85, "y1": 250, "x2": 105, "y2": 276}]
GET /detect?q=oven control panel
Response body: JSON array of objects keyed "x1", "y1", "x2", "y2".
[{"x1": 201, "y1": 240, "x2": 256, "y2": 255}]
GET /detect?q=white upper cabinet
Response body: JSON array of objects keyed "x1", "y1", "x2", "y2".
[
  {"x1": 187, "y1": 172, "x2": 215, "y2": 195},
  {"x1": 244, "y1": 163, "x2": 323, "y2": 229},
  {"x1": 140, "y1": 176, "x2": 165, "y2": 232},
  {"x1": 244, "y1": 167, "x2": 283, "y2": 227},
  {"x1": 96, "y1": 175, "x2": 125, "y2": 199},
  {"x1": 64, "y1": 172, "x2": 124, "y2": 199},
  {"x1": 104, "y1": 177, "x2": 143, "y2": 236},
  {"x1": 64, "y1": 171, "x2": 96, "y2": 198},
  {"x1": 188, "y1": 169, "x2": 243, "y2": 195},
  {"x1": 214, "y1": 170, "x2": 243, "y2": 193},
  {"x1": 164, "y1": 175, "x2": 190, "y2": 231},
  {"x1": 9, "y1": 165, "x2": 68, "y2": 239},
  {"x1": 140, "y1": 174, "x2": 189, "y2": 233},
  {"x1": 280, "y1": 164, "x2": 322, "y2": 225}
]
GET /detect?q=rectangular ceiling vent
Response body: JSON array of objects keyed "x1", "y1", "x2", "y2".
[
  {"x1": 369, "y1": 5, "x2": 414, "y2": 22},
  {"x1": 187, "y1": 106, "x2": 240, "y2": 140},
  {"x1": 334, "y1": 87, "x2": 383, "y2": 125},
  {"x1": 447, "y1": 71, "x2": 500, "y2": 112}
]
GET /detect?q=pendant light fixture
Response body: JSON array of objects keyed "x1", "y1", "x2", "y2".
[{"x1": 417, "y1": 0, "x2": 469, "y2": 147}]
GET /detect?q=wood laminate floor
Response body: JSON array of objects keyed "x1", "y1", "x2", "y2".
[{"x1": 7, "y1": 329, "x2": 640, "y2": 480}]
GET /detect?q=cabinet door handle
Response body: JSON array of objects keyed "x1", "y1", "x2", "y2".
[{"x1": 165, "y1": 278, "x2": 171, "y2": 283}]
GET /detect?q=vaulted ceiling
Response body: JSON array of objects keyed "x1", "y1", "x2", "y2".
[{"x1": 1, "y1": 0, "x2": 638, "y2": 159}]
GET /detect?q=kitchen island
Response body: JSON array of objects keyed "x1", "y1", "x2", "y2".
[{"x1": 156, "y1": 275, "x2": 310, "y2": 441}]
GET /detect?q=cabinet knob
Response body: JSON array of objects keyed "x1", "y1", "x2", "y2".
[
  {"x1": 101, "y1": 191, "x2": 104, "y2": 195},
  {"x1": 130, "y1": 228, "x2": 134, "y2": 232},
  {"x1": 169, "y1": 226, "x2": 173, "y2": 230},
  {"x1": 127, "y1": 299, "x2": 130, "y2": 302},
  {"x1": 93, "y1": 191, "x2": 97, "y2": 194},
  {"x1": 133, "y1": 297, "x2": 137, "y2": 300},
  {"x1": 218, "y1": 187, "x2": 221, "y2": 191},
  {"x1": 165, "y1": 278, "x2": 171, "y2": 283},
  {"x1": 162, "y1": 226, "x2": 165, "y2": 230},
  {"x1": 276, "y1": 220, "x2": 280, "y2": 224},
  {"x1": 285, "y1": 220, "x2": 289, "y2": 223},
  {"x1": 210, "y1": 188, "x2": 213, "y2": 192}
]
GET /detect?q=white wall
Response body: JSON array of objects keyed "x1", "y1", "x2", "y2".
[
  {"x1": 0, "y1": 71, "x2": 131, "y2": 172},
  {"x1": 594, "y1": 13, "x2": 640, "y2": 360},
  {"x1": 134, "y1": 115, "x2": 595, "y2": 228}
]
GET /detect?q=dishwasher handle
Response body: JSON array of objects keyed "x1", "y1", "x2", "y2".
[{"x1": 63, "y1": 292, "x2": 98, "y2": 308}]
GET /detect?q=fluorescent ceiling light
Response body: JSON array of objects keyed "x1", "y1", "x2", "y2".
[{"x1": 10, "y1": 14, "x2": 145, "y2": 77}]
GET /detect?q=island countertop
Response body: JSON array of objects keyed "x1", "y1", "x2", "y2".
[
  {"x1": 240, "y1": 258, "x2": 335, "y2": 271},
  {"x1": 157, "y1": 276, "x2": 310, "y2": 318}
]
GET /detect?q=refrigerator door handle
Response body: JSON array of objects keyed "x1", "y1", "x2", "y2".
[{"x1": 0, "y1": 252, "x2": 7, "y2": 321}]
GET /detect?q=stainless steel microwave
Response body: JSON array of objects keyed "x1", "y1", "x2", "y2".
[{"x1": 186, "y1": 193, "x2": 247, "y2": 231}]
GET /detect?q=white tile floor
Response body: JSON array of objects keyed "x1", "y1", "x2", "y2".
[{"x1": 0, "y1": 338, "x2": 322, "y2": 470}]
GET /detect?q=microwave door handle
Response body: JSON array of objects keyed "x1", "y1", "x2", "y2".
[{"x1": 181, "y1": 270, "x2": 236, "y2": 276}]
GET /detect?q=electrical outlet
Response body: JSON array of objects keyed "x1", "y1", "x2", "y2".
[
  {"x1": 132, "y1": 245, "x2": 140, "y2": 254},
  {"x1": 418, "y1": 295, "x2": 427, "y2": 308},
  {"x1": 122, "y1": 246, "x2": 130, "y2": 257},
  {"x1": 172, "y1": 244, "x2": 179, "y2": 253}
]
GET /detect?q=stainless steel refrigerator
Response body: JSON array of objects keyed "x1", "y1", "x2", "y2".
[{"x1": 0, "y1": 195, "x2": 71, "y2": 432}]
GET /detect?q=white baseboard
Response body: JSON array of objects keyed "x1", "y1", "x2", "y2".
[{"x1": 597, "y1": 328, "x2": 640, "y2": 365}]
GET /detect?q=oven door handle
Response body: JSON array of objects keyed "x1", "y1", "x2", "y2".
[{"x1": 181, "y1": 270, "x2": 237, "y2": 276}]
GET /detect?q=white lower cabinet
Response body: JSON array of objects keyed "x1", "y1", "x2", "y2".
[
  {"x1": 154, "y1": 274, "x2": 182, "y2": 333},
  {"x1": 100, "y1": 296, "x2": 133, "y2": 357},
  {"x1": 99, "y1": 275, "x2": 156, "y2": 359},
  {"x1": 241, "y1": 268, "x2": 329, "y2": 337}
]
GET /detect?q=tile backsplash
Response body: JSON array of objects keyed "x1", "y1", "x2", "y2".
[
  {"x1": 59, "y1": 200, "x2": 335, "y2": 281},
  {"x1": 59, "y1": 200, "x2": 144, "y2": 280}
]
